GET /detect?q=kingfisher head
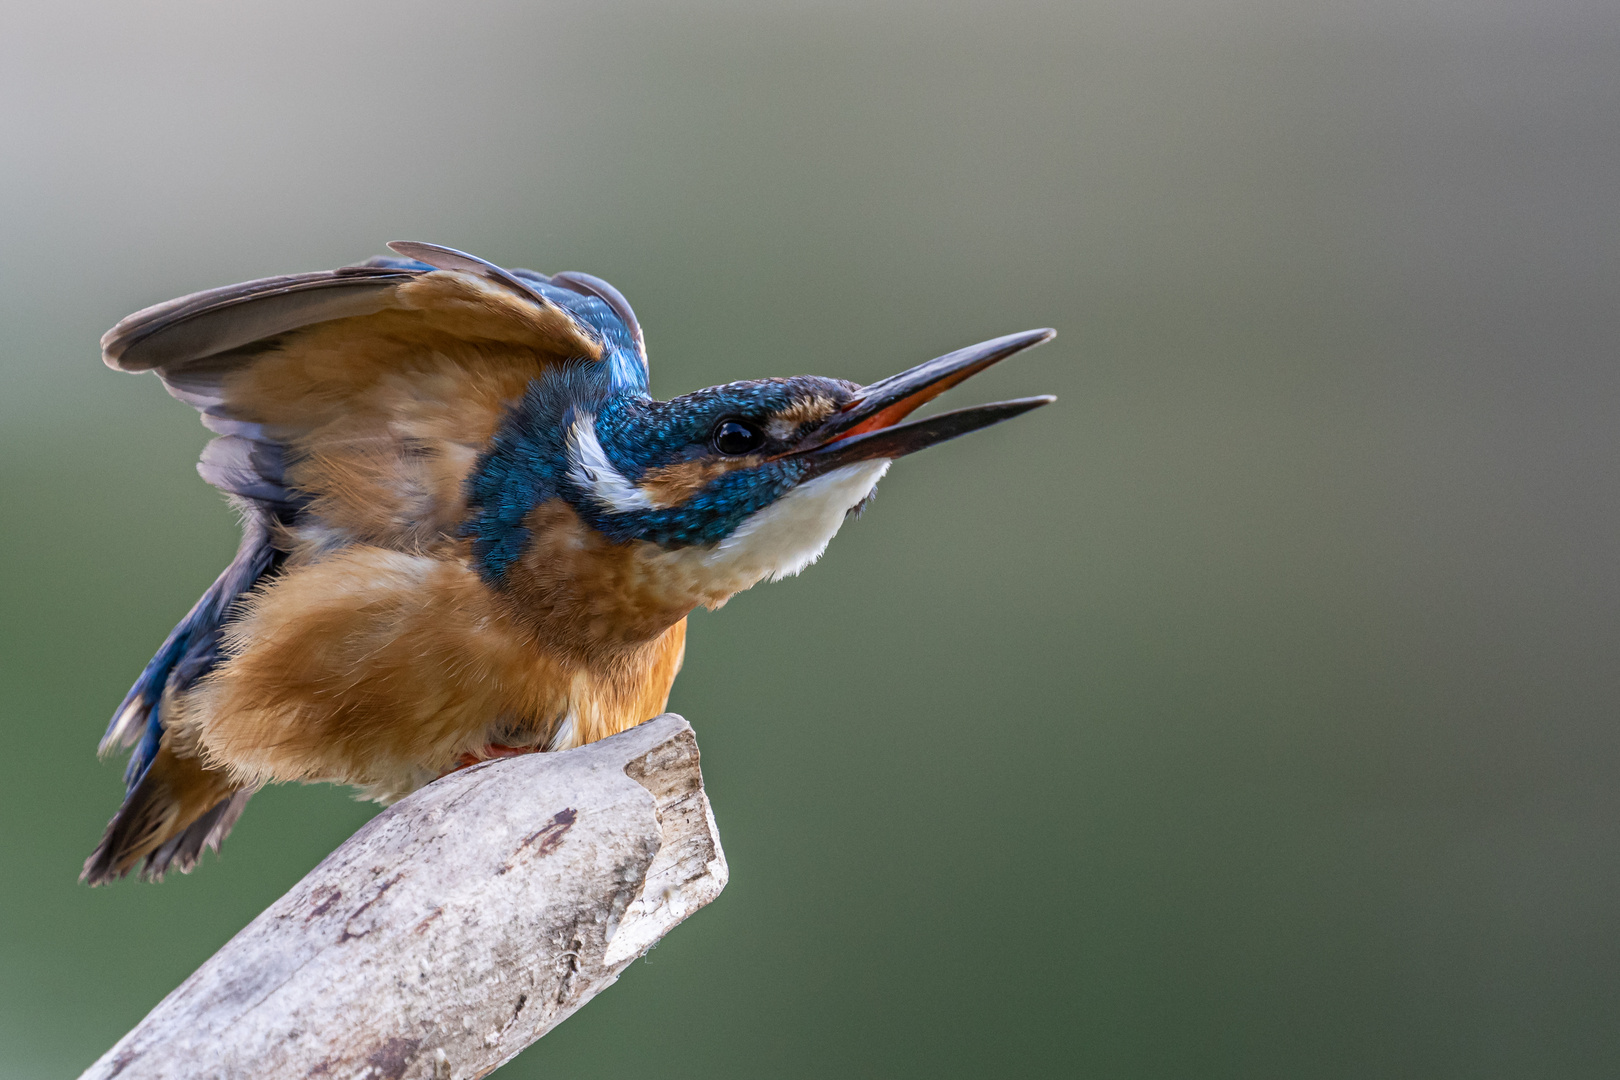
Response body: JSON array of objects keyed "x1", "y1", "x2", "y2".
[
  {"x1": 441, "y1": 246, "x2": 1053, "y2": 613},
  {"x1": 465, "y1": 323, "x2": 1053, "y2": 608}
]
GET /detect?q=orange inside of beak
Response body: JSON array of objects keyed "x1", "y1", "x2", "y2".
[{"x1": 829, "y1": 362, "x2": 995, "y2": 442}]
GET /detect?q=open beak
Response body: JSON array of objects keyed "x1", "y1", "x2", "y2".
[{"x1": 792, "y1": 328, "x2": 1056, "y2": 468}]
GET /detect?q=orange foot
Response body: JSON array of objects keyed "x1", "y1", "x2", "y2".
[{"x1": 450, "y1": 743, "x2": 538, "y2": 773}]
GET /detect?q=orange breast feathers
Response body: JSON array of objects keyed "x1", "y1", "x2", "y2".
[{"x1": 171, "y1": 541, "x2": 688, "y2": 804}]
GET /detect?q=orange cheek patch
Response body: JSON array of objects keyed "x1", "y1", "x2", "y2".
[{"x1": 637, "y1": 457, "x2": 758, "y2": 508}]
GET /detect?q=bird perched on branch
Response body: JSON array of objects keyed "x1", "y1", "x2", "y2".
[{"x1": 83, "y1": 242, "x2": 1054, "y2": 884}]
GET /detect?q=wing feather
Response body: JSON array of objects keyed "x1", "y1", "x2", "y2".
[
  {"x1": 196, "y1": 434, "x2": 296, "y2": 508},
  {"x1": 103, "y1": 267, "x2": 413, "y2": 372},
  {"x1": 101, "y1": 246, "x2": 622, "y2": 555}
]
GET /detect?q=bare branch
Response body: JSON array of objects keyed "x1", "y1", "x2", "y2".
[{"x1": 81, "y1": 714, "x2": 727, "y2": 1080}]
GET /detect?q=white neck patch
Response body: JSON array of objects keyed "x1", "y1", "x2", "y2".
[
  {"x1": 704, "y1": 459, "x2": 891, "y2": 585},
  {"x1": 567, "y1": 412, "x2": 655, "y2": 513}
]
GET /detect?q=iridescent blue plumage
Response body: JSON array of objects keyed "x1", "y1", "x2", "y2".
[{"x1": 461, "y1": 372, "x2": 579, "y2": 582}]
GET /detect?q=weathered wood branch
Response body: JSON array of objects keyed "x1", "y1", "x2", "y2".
[{"x1": 81, "y1": 714, "x2": 727, "y2": 1080}]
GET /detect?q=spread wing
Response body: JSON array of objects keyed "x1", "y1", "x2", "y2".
[
  {"x1": 104, "y1": 242, "x2": 647, "y2": 547},
  {"x1": 97, "y1": 241, "x2": 646, "y2": 763}
]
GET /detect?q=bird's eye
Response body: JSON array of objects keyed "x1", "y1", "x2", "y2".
[{"x1": 712, "y1": 419, "x2": 765, "y2": 456}]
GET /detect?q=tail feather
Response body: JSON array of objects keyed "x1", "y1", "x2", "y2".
[
  {"x1": 145, "y1": 788, "x2": 253, "y2": 881},
  {"x1": 88, "y1": 502, "x2": 282, "y2": 883},
  {"x1": 83, "y1": 740, "x2": 245, "y2": 885}
]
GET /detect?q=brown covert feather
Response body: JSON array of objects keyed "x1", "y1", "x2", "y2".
[
  {"x1": 207, "y1": 270, "x2": 600, "y2": 555},
  {"x1": 223, "y1": 276, "x2": 594, "y2": 436}
]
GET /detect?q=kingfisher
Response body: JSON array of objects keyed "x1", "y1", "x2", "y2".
[{"x1": 81, "y1": 242, "x2": 1054, "y2": 884}]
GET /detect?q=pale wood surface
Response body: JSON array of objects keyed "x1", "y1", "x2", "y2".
[{"x1": 81, "y1": 714, "x2": 727, "y2": 1080}]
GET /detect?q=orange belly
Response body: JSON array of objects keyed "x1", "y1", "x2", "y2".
[{"x1": 173, "y1": 544, "x2": 687, "y2": 803}]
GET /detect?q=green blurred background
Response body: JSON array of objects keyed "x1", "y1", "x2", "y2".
[{"x1": 3, "y1": 1, "x2": 1618, "y2": 1076}]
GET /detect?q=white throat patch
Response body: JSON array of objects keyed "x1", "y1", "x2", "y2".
[
  {"x1": 567, "y1": 412, "x2": 655, "y2": 512},
  {"x1": 704, "y1": 459, "x2": 891, "y2": 585}
]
